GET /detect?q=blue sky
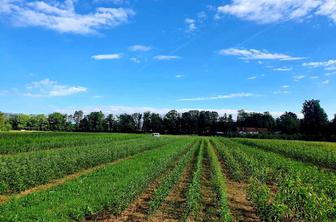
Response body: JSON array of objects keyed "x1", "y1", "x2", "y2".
[{"x1": 1, "y1": 0, "x2": 336, "y2": 118}]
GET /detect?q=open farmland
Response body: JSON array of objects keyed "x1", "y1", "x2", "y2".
[{"x1": 0, "y1": 133, "x2": 335, "y2": 221}]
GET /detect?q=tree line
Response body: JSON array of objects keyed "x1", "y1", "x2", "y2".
[{"x1": 1, "y1": 99, "x2": 336, "y2": 140}]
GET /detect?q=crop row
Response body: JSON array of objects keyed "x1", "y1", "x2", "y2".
[
  {"x1": 148, "y1": 140, "x2": 199, "y2": 214},
  {"x1": 0, "y1": 137, "x2": 174, "y2": 194},
  {"x1": 0, "y1": 132, "x2": 142, "y2": 154},
  {"x1": 233, "y1": 138, "x2": 336, "y2": 169},
  {"x1": 217, "y1": 138, "x2": 336, "y2": 221},
  {"x1": 0, "y1": 139, "x2": 193, "y2": 221},
  {"x1": 183, "y1": 139, "x2": 204, "y2": 220},
  {"x1": 207, "y1": 140, "x2": 232, "y2": 222}
]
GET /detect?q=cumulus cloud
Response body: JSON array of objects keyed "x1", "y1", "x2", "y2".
[
  {"x1": 178, "y1": 93, "x2": 255, "y2": 101},
  {"x1": 92, "y1": 54, "x2": 121, "y2": 60},
  {"x1": 153, "y1": 55, "x2": 181, "y2": 61},
  {"x1": 219, "y1": 48, "x2": 304, "y2": 61},
  {"x1": 185, "y1": 18, "x2": 197, "y2": 33},
  {"x1": 24, "y1": 79, "x2": 87, "y2": 97},
  {"x1": 0, "y1": 0, "x2": 134, "y2": 34},
  {"x1": 216, "y1": 0, "x2": 336, "y2": 24}
]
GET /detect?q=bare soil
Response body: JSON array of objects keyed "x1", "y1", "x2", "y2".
[
  {"x1": 149, "y1": 156, "x2": 195, "y2": 222},
  {"x1": 199, "y1": 154, "x2": 221, "y2": 222}
]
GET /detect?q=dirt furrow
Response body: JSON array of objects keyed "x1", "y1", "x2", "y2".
[
  {"x1": 214, "y1": 151, "x2": 260, "y2": 222},
  {"x1": 199, "y1": 153, "x2": 221, "y2": 222},
  {"x1": 149, "y1": 155, "x2": 195, "y2": 221}
]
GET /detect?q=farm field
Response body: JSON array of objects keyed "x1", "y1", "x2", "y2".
[{"x1": 0, "y1": 133, "x2": 335, "y2": 221}]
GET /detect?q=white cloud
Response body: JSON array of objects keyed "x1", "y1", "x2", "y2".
[
  {"x1": 303, "y1": 59, "x2": 336, "y2": 69},
  {"x1": 219, "y1": 48, "x2": 304, "y2": 61},
  {"x1": 24, "y1": 79, "x2": 87, "y2": 97},
  {"x1": 322, "y1": 79, "x2": 330, "y2": 84},
  {"x1": 309, "y1": 75, "x2": 319, "y2": 79},
  {"x1": 274, "y1": 67, "x2": 292, "y2": 72},
  {"x1": 93, "y1": 0, "x2": 129, "y2": 5},
  {"x1": 325, "y1": 72, "x2": 336, "y2": 76},
  {"x1": 185, "y1": 18, "x2": 197, "y2": 33},
  {"x1": 316, "y1": 0, "x2": 336, "y2": 22},
  {"x1": 92, "y1": 54, "x2": 121, "y2": 60},
  {"x1": 216, "y1": 0, "x2": 336, "y2": 24},
  {"x1": 175, "y1": 75, "x2": 185, "y2": 79},
  {"x1": 0, "y1": 0, "x2": 134, "y2": 34},
  {"x1": 128, "y1": 44, "x2": 152, "y2": 52},
  {"x1": 178, "y1": 93, "x2": 255, "y2": 101},
  {"x1": 130, "y1": 57, "x2": 140, "y2": 63},
  {"x1": 153, "y1": 55, "x2": 181, "y2": 61},
  {"x1": 293, "y1": 75, "x2": 305, "y2": 81},
  {"x1": 273, "y1": 90, "x2": 291, "y2": 94},
  {"x1": 247, "y1": 76, "x2": 257, "y2": 80},
  {"x1": 282, "y1": 85, "x2": 290, "y2": 88}
]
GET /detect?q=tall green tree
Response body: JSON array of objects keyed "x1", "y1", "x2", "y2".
[
  {"x1": 117, "y1": 113, "x2": 136, "y2": 132},
  {"x1": 142, "y1": 111, "x2": 151, "y2": 132},
  {"x1": 0, "y1": 112, "x2": 11, "y2": 131},
  {"x1": 73, "y1": 110, "x2": 84, "y2": 129},
  {"x1": 87, "y1": 111, "x2": 105, "y2": 132},
  {"x1": 104, "y1": 114, "x2": 116, "y2": 132},
  {"x1": 48, "y1": 112, "x2": 67, "y2": 131},
  {"x1": 11, "y1": 114, "x2": 30, "y2": 130},
  {"x1": 302, "y1": 100, "x2": 329, "y2": 134},
  {"x1": 276, "y1": 112, "x2": 300, "y2": 134},
  {"x1": 164, "y1": 110, "x2": 180, "y2": 134}
]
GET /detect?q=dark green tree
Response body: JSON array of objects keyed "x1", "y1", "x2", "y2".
[
  {"x1": 276, "y1": 112, "x2": 300, "y2": 134},
  {"x1": 87, "y1": 111, "x2": 105, "y2": 132},
  {"x1": 301, "y1": 100, "x2": 329, "y2": 134},
  {"x1": 48, "y1": 112, "x2": 67, "y2": 131}
]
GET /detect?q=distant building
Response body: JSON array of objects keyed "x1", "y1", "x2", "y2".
[
  {"x1": 152, "y1": 133, "x2": 160, "y2": 137},
  {"x1": 237, "y1": 127, "x2": 268, "y2": 135}
]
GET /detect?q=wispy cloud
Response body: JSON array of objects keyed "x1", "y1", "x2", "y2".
[
  {"x1": 153, "y1": 55, "x2": 181, "y2": 61},
  {"x1": 24, "y1": 79, "x2": 87, "y2": 97},
  {"x1": 303, "y1": 59, "x2": 336, "y2": 70},
  {"x1": 293, "y1": 75, "x2": 305, "y2": 81},
  {"x1": 309, "y1": 75, "x2": 319, "y2": 79},
  {"x1": 128, "y1": 44, "x2": 152, "y2": 52},
  {"x1": 273, "y1": 90, "x2": 291, "y2": 95},
  {"x1": 247, "y1": 76, "x2": 257, "y2": 80},
  {"x1": 92, "y1": 54, "x2": 121, "y2": 60},
  {"x1": 322, "y1": 79, "x2": 330, "y2": 84},
  {"x1": 175, "y1": 75, "x2": 185, "y2": 78},
  {"x1": 178, "y1": 92, "x2": 255, "y2": 101},
  {"x1": 130, "y1": 57, "x2": 140, "y2": 63},
  {"x1": 325, "y1": 72, "x2": 336, "y2": 76},
  {"x1": 282, "y1": 85, "x2": 290, "y2": 88},
  {"x1": 219, "y1": 48, "x2": 304, "y2": 61},
  {"x1": 274, "y1": 67, "x2": 292, "y2": 72},
  {"x1": 0, "y1": 0, "x2": 134, "y2": 35},
  {"x1": 216, "y1": 0, "x2": 336, "y2": 24}
]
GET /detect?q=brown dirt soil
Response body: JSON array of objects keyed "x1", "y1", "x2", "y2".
[
  {"x1": 148, "y1": 156, "x2": 195, "y2": 222},
  {"x1": 95, "y1": 142, "x2": 197, "y2": 222},
  {"x1": 199, "y1": 154, "x2": 221, "y2": 222},
  {"x1": 213, "y1": 147, "x2": 260, "y2": 222},
  {"x1": 226, "y1": 180, "x2": 261, "y2": 222}
]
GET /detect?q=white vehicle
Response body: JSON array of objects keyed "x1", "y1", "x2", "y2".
[{"x1": 152, "y1": 133, "x2": 160, "y2": 137}]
